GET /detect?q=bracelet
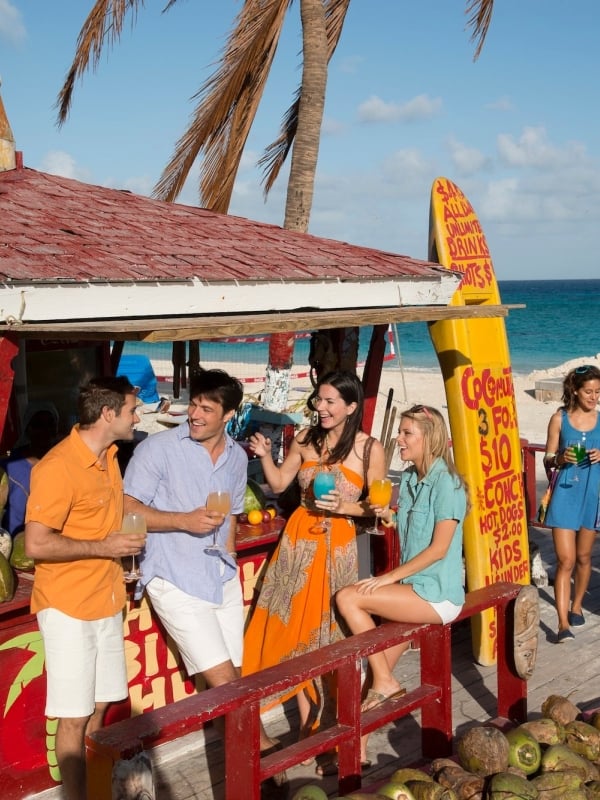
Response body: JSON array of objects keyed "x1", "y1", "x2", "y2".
[{"x1": 228, "y1": 551, "x2": 238, "y2": 560}]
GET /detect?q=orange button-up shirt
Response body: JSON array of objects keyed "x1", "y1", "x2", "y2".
[{"x1": 26, "y1": 426, "x2": 125, "y2": 620}]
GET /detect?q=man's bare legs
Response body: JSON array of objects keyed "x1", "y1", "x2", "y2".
[
  {"x1": 202, "y1": 659, "x2": 277, "y2": 750},
  {"x1": 57, "y1": 701, "x2": 110, "y2": 800}
]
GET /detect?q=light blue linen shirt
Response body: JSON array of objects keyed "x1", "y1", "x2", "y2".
[
  {"x1": 123, "y1": 422, "x2": 248, "y2": 604},
  {"x1": 396, "y1": 457, "x2": 467, "y2": 606}
]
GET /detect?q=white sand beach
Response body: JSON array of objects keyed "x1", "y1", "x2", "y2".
[
  {"x1": 146, "y1": 354, "x2": 600, "y2": 441},
  {"x1": 139, "y1": 353, "x2": 600, "y2": 490}
]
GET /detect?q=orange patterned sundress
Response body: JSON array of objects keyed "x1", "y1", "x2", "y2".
[{"x1": 242, "y1": 460, "x2": 363, "y2": 710}]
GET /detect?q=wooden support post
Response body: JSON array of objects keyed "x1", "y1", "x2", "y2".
[
  {"x1": 362, "y1": 324, "x2": 388, "y2": 434},
  {"x1": 110, "y1": 340, "x2": 124, "y2": 375},
  {"x1": 225, "y1": 703, "x2": 262, "y2": 800},
  {"x1": 420, "y1": 625, "x2": 453, "y2": 757},
  {"x1": 171, "y1": 341, "x2": 186, "y2": 399},
  {"x1": 497, "y1": 595, "x2": 528, "y2": 721},
  {"x1": 188, "y1": 340, "x2": 201, "y2": 379},
  {"x1": 521, "y1": 439, "x2": 538, "y2": 524},
  {"x1": 0, "y1": 334, "x2": 18, "y2": 454}
]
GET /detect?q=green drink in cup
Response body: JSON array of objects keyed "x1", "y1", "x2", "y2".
[{"x1": 567, "y1": 439, "x2": 586, "y2": 483}]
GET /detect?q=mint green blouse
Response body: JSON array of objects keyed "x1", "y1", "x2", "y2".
[{"x1": 396, "y1": 457, "x2": 467, "y2": 606}]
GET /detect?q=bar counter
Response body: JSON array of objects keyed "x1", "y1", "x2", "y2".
[{"x1": 0, "y1": 518, "x2": 283, "y2": 800}]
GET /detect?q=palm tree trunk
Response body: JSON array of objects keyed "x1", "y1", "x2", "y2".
[
  {"x1": 283, "y1": 0, "x2": 327, "y2": 231},
  {"x1": 263, "y1": 0, "x2": 327, "y2": 411}
]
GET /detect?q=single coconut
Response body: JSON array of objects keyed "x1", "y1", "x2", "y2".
[{"x1": 456, "y1": 724, "x2": 510, "y2": 777}]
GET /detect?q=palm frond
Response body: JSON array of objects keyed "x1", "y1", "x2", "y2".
[
  {"x1": 259, "y1": 89, "x2": 301, "y2": 196},
  {"x1": 56, "y1": 0, "x2": 145, "y2": 125},
  {"x1": 465, "y1": 0, "x2": 495, "y2": 61},
  {"x1": 153, "y1": 0, "x2": 291, "y2": 210},
  {"x1": 259, "y1": 0, "x2": 350, "y2": 196}
]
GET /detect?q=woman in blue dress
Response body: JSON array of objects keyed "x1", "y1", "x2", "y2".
[{"x1": 544, "y1": 364, "x2": 600, "y2": 643}]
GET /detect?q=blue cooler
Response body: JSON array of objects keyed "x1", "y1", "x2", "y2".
[{"x1": 117, "y1": 354, "x2": 160, "y2": 404}]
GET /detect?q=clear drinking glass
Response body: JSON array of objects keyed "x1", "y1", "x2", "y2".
[
  {"x1": 568, "y1": 438, "x2": 586, "y2": 483},
  {"x1": 204, "y1": 491, "x2": 231, "y2": 553},
  {"x1": 311, "y1": 471, "x2": 336, "y2": 533},
  {"x1": 120, "y1": 512, "x2": 146, "y2": 581},
  {"x1": 364, "y1": 478, "x2": 393, "y2": 535}
]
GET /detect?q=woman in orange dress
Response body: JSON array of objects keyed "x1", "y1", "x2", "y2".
[{"x1": 242, "y1": 370, "x2": 386, "y2": 747}]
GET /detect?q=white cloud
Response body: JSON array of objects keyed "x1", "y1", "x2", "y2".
[
  {"x1": 239, "y1": 148, "x2": 260, "y2": 172},
  {"x1": 485, "y1": 96, "x2": 514, "y2": 112},
  {"x1": 0, "y1": 0, "x2": 25, "y2": 44},
  {"x1": 496, "y1": 126, "x2": 571, "y2": 168},
  {"x1": 446, "y1": 136, "x2": 492, "y2": 176},
  {"x1": 486, "y1": 127, "x2": 600, "y2": 225},
  {"x1": 358, "y1": 94, "x2": 442, "y2": 124},
  {"x1": 337, "y1": 55, "x2": 364, "y2": 74},
  {"x1": 40, "y1": 151, "x2": 91, "y2": 182},
  {"x1": 479, "y1": 169, "x2": 600, "y2": 225},
  {"x1": 381, "y1": 148, "x2": 434, "y2": 188},
  {"x1": 116, "y1": 176, "x2": 155, "y2": 197},
  {"x1": 321, "y1": 117, "x2": 346, "y2": 136}
]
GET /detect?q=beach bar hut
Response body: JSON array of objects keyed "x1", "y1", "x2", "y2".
[{"x1": 0, "y1": 95, "x2": 518, "y2": 798}]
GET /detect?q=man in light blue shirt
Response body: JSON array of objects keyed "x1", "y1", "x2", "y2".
[{"x1": 124, "y1": 369, "x2": 279, "y2": 753}]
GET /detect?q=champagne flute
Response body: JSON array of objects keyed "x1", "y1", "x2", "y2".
[
  {"x1": 120, "y1": 512, "x2": 146, "y2": 582},
  {"x1": 311, "y1": 470, "x2": 336, "y2": 533},
  {"x1": 204, "y1": 491, "x2": 231, "y2": 553},
  {"x1": 364, "y1": 478, "x2": 393, "y2": 535}
]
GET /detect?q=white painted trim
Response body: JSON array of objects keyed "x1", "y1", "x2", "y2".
[{"x1": 0, "y1": 275, "x2": 460, "y2": 323}]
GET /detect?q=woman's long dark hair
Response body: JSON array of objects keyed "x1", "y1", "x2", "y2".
[
  {"x1": 561, "y1": 364, "x2": 600, "y2": 411},
  {"x1": 298, "y1": 370, "x2": 364, "y2": 464}
]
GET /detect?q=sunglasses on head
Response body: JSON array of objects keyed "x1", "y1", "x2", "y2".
[
  {"x1": 409, "y1": 404, "x2": 433, "y2": 421},
  {"x1": 575, "y1": 365, "x2": 595, "y2": 374}
]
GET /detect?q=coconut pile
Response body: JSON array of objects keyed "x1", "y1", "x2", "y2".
[
  {"x1": 291, "y1": 694, "x2": 600, "y2": 800},
  {"x1": 0, "y1": 467, "x2": 34, "y2": 602}
]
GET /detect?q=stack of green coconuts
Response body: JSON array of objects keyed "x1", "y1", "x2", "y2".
[
  {"x1": 0, "y1": 466, "x2": 34, "y2": 602},
  {"x1": 291, "y1": 694, "x2": 600, "y2": 800}
]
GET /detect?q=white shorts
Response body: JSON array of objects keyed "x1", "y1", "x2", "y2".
[
  {"x1": 145, "y1": 576, "x2": 243, "y2": 675},
  {"x1": 428, "y1": 599, "x2": 463, "y2": 624},
  {"x1": 37, "y1": 608, "x2": 128, "y2": 718}
]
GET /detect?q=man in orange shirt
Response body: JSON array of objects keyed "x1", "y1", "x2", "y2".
[{"x1": 25, "y1": 377, "x2": 146, "y2": 800}]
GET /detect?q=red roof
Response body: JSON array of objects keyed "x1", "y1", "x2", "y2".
[{"x1": 0, "y1": 165, "x2": 445, "y2": 285}]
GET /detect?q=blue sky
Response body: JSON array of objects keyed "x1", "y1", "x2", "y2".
[{"x1": 1, "y1": 0, "x2": 599, "y2": 281}]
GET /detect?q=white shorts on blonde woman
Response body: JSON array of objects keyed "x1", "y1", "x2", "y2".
[
  {"x1": 428, "y1": 599, "x2": 463, "y2": 625},
  {"x1": 37, "y1": 608, "x2": 127, "y2": 718},
  {"x1": 145, "y1": 575, "x2": 243, "y2": 675}
]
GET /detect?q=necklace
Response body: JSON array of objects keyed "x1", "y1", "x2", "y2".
[{"x1": 324, "y1": 434, "x2": 333, "y2": 455}]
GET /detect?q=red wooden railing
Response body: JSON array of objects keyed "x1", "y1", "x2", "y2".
[
  {"x1": 521, "y1": 440, "x2": 547, "y2": 526},
  {"x1": 86, "y1": 581, "x2": 526, "y2": 800}
]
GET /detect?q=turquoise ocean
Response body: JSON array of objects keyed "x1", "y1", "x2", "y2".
[{"x1": 122, "y1": 279, "x2": 600, "y2": 378}]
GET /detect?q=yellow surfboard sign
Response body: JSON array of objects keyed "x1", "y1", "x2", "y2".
[{"x1": 428, "y1": 177, "x2": 530, "y2": 667}]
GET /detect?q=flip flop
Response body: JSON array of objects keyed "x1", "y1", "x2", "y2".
[
  {"x1": 260, "y1": 740, "x2": 288, "y2": 789},
  {"x1": 298, "y1": 726, "x2": 317, "y2": 765},
  {"x1": 315, "y1": 759, "x2": 372, "y2": 776},
  {"x1": 360, "y1": 686, "x2": 406, "y2": 713},
  {"x1": 260, "y1": 738, "x2": 281, "y2": 758}
]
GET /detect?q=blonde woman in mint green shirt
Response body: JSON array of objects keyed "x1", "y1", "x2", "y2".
[{"x1": 336, "y1": 404, "x2": 468, "y2": 763}]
